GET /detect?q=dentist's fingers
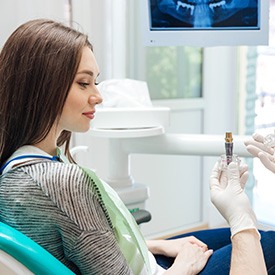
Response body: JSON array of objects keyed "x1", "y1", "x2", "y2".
[
  {"x1": 245, "y1": 132, "x2": 274, "y2": 155},
  {"x1": 240, "y1": 171, "x2": 249, "y2": 189},
  {"x1": 238, "y1": 163, "x2": 249, "y2": 189},
  {"x1": 258, "y1": 152, "x2": 275, "y2": 173},
  {"x1": 227, "y1": 162, "x2": 240, "y2": 184},
  {"x1": 252, "y1": 132, "x2": 265, "y2": 143},
  {"x1": 209, "y1": 162, "x2": 222, "y2": 191},
  {"x1": 246, "y1": 143, "x2": 274, "y2": 157},
  {"x1": 239, "y1": 163, "x2": 248, "y2": 175}
]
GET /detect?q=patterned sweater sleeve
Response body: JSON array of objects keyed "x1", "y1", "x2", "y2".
[{"x1": 31, "y1": 162, "x2": 133, "y2": 275}]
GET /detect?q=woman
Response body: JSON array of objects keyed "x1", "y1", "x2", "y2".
[{"x1": 0, "y1": 19, "x2": 274, "y2": 275}]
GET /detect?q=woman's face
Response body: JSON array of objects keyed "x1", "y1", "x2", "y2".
[{"x1": 58, "y1": 46, "x2": 102, "y2": 133}]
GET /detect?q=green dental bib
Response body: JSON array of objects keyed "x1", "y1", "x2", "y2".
[{"x1": 81, "y1": 167, "x2": 151, "y2": 275}]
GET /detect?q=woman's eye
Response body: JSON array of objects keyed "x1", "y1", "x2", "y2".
[{"x1": 78, "y1": 82, "x2": 89, "y2": 88}]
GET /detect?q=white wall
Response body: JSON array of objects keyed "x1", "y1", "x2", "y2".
[
  {"x1": 71, "y1": 0, "x2": 128, "y2": 80},
  {"x1": 0, "y1": 0, "x2": 65, "y2": 47}
]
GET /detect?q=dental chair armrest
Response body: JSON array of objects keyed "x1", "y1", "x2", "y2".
[{"x1": 131, "y1": 209, "x2": 152, "y2": 225}]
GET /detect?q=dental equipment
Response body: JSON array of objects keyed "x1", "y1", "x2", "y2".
[
  {"x1": 90, "y1": 127, "x2": 251, "y2": 189},
  {"x1": 218, "y1": 132, "x2": 241, "y2": 171},
  {"x1": 225, "y1": 132, "x2": 233, "y2": 165}
]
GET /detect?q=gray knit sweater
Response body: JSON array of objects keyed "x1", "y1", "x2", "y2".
[{"x1": 0, "y1": 161, "x2": 132, "y2": 274}]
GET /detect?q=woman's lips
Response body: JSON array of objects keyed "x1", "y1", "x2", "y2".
[{"x1": 83, "y1": 111, "x2": 95, "y2": 119}]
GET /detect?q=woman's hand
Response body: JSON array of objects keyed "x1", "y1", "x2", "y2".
[
  {"x1": 147, "y1": 237, "x2": 212, "y2": 274},
  {"x1": 147, "y1": 236, "x2": 208, "y2": 258},
  {"x1": 165, "y1": 242, "x2": 213, "y2": 275}
]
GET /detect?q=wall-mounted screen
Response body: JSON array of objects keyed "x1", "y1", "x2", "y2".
[{"x1": 142, "y1": 0, "x2": 269, "y2": 47}]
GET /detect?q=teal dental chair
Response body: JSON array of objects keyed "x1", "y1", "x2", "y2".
[
  {"x1": 0, "y1": 221, "x2": 75, "y2": 275},
  {"x1": 0, "y1": 209, "x2": 151, "y2": 274}
]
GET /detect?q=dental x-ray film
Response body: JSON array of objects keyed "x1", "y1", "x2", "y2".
[{"x1": 150, "y1": 0, "x2": 259, "y2": 30}]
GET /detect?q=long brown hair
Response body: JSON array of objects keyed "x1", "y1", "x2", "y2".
[{"x1": 0, "y1": 19, "x2": 92, "y2": 166}]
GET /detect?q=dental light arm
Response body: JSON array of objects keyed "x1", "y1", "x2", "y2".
[
  {"x1": 122, "y1": 134, "x2": 250, "y2": 157},
  {"x1": 100, "y1": 133, "x2": 251, "y2": 188}
]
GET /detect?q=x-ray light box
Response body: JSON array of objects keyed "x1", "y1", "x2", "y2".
[{"x1": 142, "y1": 0, "x2": 269, "y2": 47}]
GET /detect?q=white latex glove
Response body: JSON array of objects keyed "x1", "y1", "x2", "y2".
[
  {"x1": 210, "y1": 161, "x2": 260, "y2": 239},
  {"x1": 244, "y1": 132, "x2": 275, "y2": 173}
]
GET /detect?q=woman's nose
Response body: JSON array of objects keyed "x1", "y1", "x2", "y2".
[{"x1": 89, "y1": 92, "x2": 102, "y2": 105}]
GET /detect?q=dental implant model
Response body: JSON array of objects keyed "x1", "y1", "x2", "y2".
[
  {"x1": 225, "y1": 132, "x2": 233, "y2": 165},
  {"x1": 219, "y1": 132, "x2": 240, "y2": 170}
]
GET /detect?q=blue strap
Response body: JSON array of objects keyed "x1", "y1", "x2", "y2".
[{"x1": 0, "y1": 155, "x2": 60, "y2": 174}]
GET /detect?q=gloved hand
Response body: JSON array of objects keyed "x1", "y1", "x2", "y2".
[
  {"x1": 210, "y1": 161, "x2": 260, "y2": 239},
  {"x1": 244, "y1": 132, "x2": 275, "y2": 173}
]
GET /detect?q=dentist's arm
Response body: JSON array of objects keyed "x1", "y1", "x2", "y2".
[
  {"x1": 210, "y1": 162, "x2": 267, "y2": 275},
  {"x1": 231, "y1": 229, "x2": 266, "y2": 275}
]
